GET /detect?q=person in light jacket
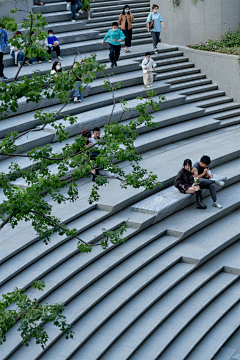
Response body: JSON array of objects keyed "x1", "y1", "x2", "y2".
[
  {"x1": 102, "y1": 22, "x2": 126, "y2": 68},
  {"x1": 0, "y1": 27, "x2": 8, "y2": 79},
  {"x1": 141, "y1": 52, "x2": 157, "y2": 88},
  {"x1": 118, "y1": 5, "x2": 134, "y2": 53},
  {"x1": 146, "y1": 4, "x2": 165, "y2": 54}
]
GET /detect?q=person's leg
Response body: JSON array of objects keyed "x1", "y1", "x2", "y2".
[
  {"x1": 87, "y1": 9, "x2": 91, "y2": 19},
  {"x1": 109, "y1": 44, "x2": 115, "y2": 65},
  {"x1": 115, "y1": 45, "x2": 121, "y2": 63},
  {"x1": 122, "y1": 30, "x2": 129, "y2": 50},
  {"x1": 75, "y1": 0, "x2": 82, "y2": 13},
  {"x1": 0, "y1": 52, "x2": 4, "y2": 77},
  {"x1": 18, "y1": 52, "x2": 24, "y2": 63},
  {"x1": 156, "y1": 32, "x2": 160, "y2": 45},
  {"x1": 128, "y1": 29, "x2": 132, "y2": 48},
  {"x1": 143, "y1": 73, "x2": 148, "y2": 86},
  {"x1": 73, "y1": 81, "x2": 80, "y2": 97},
  {"x1": 47, "y1": 46, "x2": 52, "y2": 60},
  {"x1": 149, "y1": 72, "x2": 154, "y2": 86},
  {"x1": 71, "y1": 3, "x2": 76, "y2": 20},
  {"x1": 55, "y1": 45, "x2": 61, "y2": 57},
  {"x1": 151, "y1": 31, "x2": 157, "y2": 49},
  {"x1": 200, "y1": 178, "x2": 217, "y2": 202}
]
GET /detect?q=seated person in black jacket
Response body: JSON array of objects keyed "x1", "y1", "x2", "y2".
[{"x1": 174, "y1": 159, "x2": 207, "y2": 209}]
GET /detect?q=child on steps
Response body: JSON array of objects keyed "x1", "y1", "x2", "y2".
[
  {"x1": 102, "y1": 22, "x2": 126, "y2": 68},
  {"x1": 141, "y1": 52, "x2": 157, "y2": 88}
]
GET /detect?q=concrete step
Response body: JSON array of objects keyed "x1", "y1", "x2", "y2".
[
  {"x1": 32, "y1": 2, "x2": 149, "y2": 13},
  {"x1": 80, "y1": 210, "x2": 240, "y2": 360},
  {"x1": 170, "y1": 78, "x2": 212, "y2": 91},
  {"x1": 186, "y1": 90, "x2": 225, "y2": 103},
  {"x1": 156, "y1": 67, "x2": 201, "y2": 80},
  {"x1": 128, "y1": 272, "x2": 239, "y2": 359},
  {"x1": 220, "y1": 115, "x2": 240, "y2": 127},
  {"x1": 36, "y1": 260, "x2": 194, "y2": 360},
  {"x1": 152, "y1": 281, "x2": 240, "y2": 360},
  {"x1": 205, "y1": 101, "x2": 240, "y2": 115}
]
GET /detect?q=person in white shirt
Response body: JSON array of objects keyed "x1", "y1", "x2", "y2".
[
  {"x1": 141, "y1": 51, "x2": 157, "y2": 88},
  {"x1": 88, "y1": 127, "x2": 101, "y2": 158}
]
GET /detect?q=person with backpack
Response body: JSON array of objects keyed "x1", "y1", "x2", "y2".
[
  {"x1": 146, "y1": 4, "x2": 165, "y2": 54},
  {"x1": 65, "y1": 0, "x2": 82, "y2": 22},
  {"x1": 118, "y1": 5, "x2": 134, "y2": 53}
]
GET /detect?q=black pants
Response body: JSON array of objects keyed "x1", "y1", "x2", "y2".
[
  {"x1": 0, "y1": 52, "x2": 4, "y2": 77},
  {"x1": 122, "y1": 29, "x2": 132, "y2": 48},
  {"x1": 151, "y1": 31, "x2": 161, "y2": 48},
  {"x1": 199, "y1": 178, "x2": 217, "y2": 202},
  {"x1": 109, "y1": 44, "x2": 121, "y2": 64},
  {"x1": 47, "y1": 45, "x2": 61, "y2": 59}
]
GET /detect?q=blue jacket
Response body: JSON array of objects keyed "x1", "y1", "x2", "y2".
[
  {"x1": 47, "y1": 35, "x2": 59, "y2": 46},
  {"x1": 0, "y1": 28, "x2": 8, "y2": 53},
  {"x1": 103, "y1": 29, "x2": 125, "y2": 46}
]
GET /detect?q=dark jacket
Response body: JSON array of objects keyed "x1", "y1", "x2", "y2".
[{"x1": 174, "y1": 168, "x2": 194, "y2": 193}]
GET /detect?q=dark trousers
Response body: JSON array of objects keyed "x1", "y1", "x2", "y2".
[
  {"x1": 0, "y1": 52, "x2": 4, "y2": 77},
  {"x1": 151, "y1": 31, "x2": 161, "y2": 48},
  {"x1": 71, "y1": 0, "x2": 82, "y2": 20},
  {"x1": 199, "y1": 178, "x2": 217, "y2": 202},
  {"x1": 109, "y1": 43, "x2": 121, "y2": 64},
  {"x1": 47, "y1": 45, "x2": 61, "y2": 58},
  {"x1": 122, "y1": 29, "x2": 132, "y2": 48}
]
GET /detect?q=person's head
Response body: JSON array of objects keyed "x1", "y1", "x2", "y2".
[
  {"x1": 122, "y1": 5, "x2": 130, "y2": 14},
  {"x1": 152, "y1": 4, "x2": 159, "y2": 13},
  {"x1": 92, "y1": 127, "x2": 101, "y2": 139},
  {"x1": 73, "y1": 62, "x2": 79, "y2": 68},
  {"x1": 48, "y1": 29, "x2": 54, "y2": 37},
  {"x1": 14, "y1": 31, "x2": 22, "y2": 38},
  {"x1": 145, "y1": 51, "x2": 151, "y2": 59},
  {"x1": 183, "y1": 159, "x2": 192, "y2": 172},
  {"x1": 52, "y1": 61, "x2": 61, "y2": 72},
  {"x1": 199, "y1": 155, "x2": 211, "y2": 168},
  {"x1": 112, "y1": 22, "x2": 119, "y2": 31},
  {"x1": 82, "y1": 129, "x2": 92, "y2": 140}
]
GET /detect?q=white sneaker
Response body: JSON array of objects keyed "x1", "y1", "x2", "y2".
[
  {"x1": 58, "y1": 56, "x2": 63, "y2": 61},
  {"x1": 146, "y1": 85, "x2": 151, "y2": 89},
  {"x1": 37, "y1": 61, "x2": 42, "y2": 64},
  {"x1": 215, "y1": 180, "x2": 225, "y2": 187},
  {"x1": 78, "y1": 99, "x2": 82, "y2": 103},
  {"x1": 48, "y1": 59, "x2": 52, "y2": 63},
  {"x1": 212, "y1": 202, "x2": 222, "y2": 209},
  {"x1": 74, "y1": 96, "x2": 78, "y2": 103},
  {"x1": 72, "y1": 19, "x2": 76, "y2": 22},
  {"x1": 76, "y1": 12, "x2": 80, "y2": 16},
  {"x1": 154, "y1": 48, "x2": 158, "y2": 54}
]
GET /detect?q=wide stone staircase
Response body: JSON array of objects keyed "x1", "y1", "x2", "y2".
[{"x1": 1, "y1": 0, "x2": 240, "y2": 359}]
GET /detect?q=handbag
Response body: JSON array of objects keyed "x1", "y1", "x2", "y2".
[
  {"x1": 146, "y1": 13, "x2": 154, "y2": 30},
  {"x1": 66, "y1": 2, "x2": 71, "y2": 10}
]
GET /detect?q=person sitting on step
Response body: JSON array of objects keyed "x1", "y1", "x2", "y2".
[
  {"x1": 46, "y1": 30, "x2": 62, "y2": 63},
  {"x1": 10, "y1": 31, "x2": 32, "y2": 67},
  {"x1": 175, "y1": 159, "x2": 207, "y2": 209},
  {"x1": 88, "y1": 127, "x2": 101, "y2": 158},
  {"x1": 192, "y1": 155, "x2": 225, "y2": 209},
  {"x1": 141, "y1": 51, "x2": 157, "y2": 89},
  {"x1": 102, "y1": 22, "x2": 126, "y2": 68}
]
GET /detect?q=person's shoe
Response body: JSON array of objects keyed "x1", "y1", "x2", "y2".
[
  {"x1": 111, "y1": 63, "x2": 114, "y2": 68},
  {"x1": 114, "y1": 62, "x2": 117, "y2": 67},
  {"x1": 76, "y1": 12, "x2": 80, "y2": 16},
  {"x1": 77, "y1": 99, "x2": 82, "y2": 103},
  {"x1": 31, "y1": 61, "x2": 37, "y2": 65},
  {"x1": 74, "y1": 96, "x2": 78, "y2": 103},
  {"x1": 72, "y1": 19, "x2": 76, "y2": 22},
  {"x1": 48, "y1": 59, "x2": 52, "y2": 63},
  {"x1": 154, "y1": 48, "x2": 158, "y2": 54},
  {"x1": 146, "y1": 85, "x2": 151, "y2": 89},
  {"x1": 58, "y1": 56, "x2": 63, "y2": 61},
  {"x1": 196, "y1": 190, "x2": 207, "y2": 209},
  {"x1": 0, "y1": 76, "x2": 8, "y2": 80},
  {"x1": 37, "y1": 60, "x2": 42, "y2": 64},
  {"x1": 215, "y1": 180, "x2": 225, "y2": 187},
  {"x1": 212, "y1": 201, "x2": 222, "y2": 209},
  {"x1": 25, "y1": 62, "x2": 32, "y2": 66}
]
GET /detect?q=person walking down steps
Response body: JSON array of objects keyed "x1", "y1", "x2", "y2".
[
  {"x1": 141, "y1": 52, "x2": 157, "y2": 88},
  {"x1": 65, "y1": 0, "x2": 82, "y2": 22},
  {"x1": 102, "y1": 22, "x2": 126, "y2": 68},
  {"x1": 146, "y1": 4, "x2": 165, "y2": 54},
  {"x1": 118, "y1": 5, "x2": 134, "y2": 53},
  {"x1": 79, "y1": 0, "x2": 93, "y2": 20}
]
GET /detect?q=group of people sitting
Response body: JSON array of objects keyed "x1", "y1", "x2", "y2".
[
  {"x1": 10, "y1": 29, "x2": 62, "y2": 67},
  {"x1": 175, "y1": 155, "x2": 225, "y2": 209}
]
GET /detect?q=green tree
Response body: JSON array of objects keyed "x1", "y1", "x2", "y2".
[{"x1": 0, "y1": 10, "x2": 163, "y2": 349}]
